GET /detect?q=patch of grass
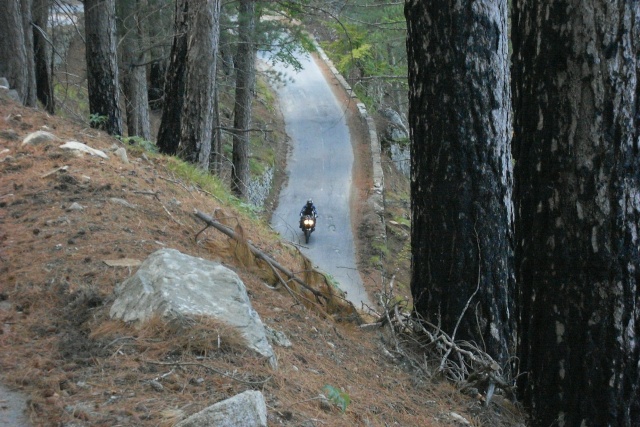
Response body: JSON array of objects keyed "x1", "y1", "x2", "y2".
[
  {"x1": 256, "y1": 78, "x2": 276, "y2": 114},
  {"x1": 118, "y1": 136, "x2": 159, "y2": 154},
  {"x1": 392, "y1": 216, "x2": 411, "y2": 228},
  {"x1": 164, "y1": 156, "x2": 261, "y2": 219},
  {"x1": 371, "y1": 241, "x2": 390, "y2": 257}
]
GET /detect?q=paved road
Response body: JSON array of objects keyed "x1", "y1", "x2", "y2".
[{"x1": 264, "y1": 50, "x2": 371, "y2": 309}]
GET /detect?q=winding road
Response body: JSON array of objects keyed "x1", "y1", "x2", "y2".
[{"x1": 264, "y1": 49, "x2": 371, "y2": 309}]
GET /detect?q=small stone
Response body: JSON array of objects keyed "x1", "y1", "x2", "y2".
[
  {"x1": 318, "y1": 394, "x2": 332, "y2": 412},
  {"x1": 114, "y1": 147, "x2": 129, "y2": 164},
  {"x1": 265, "y1": 326, "x2": 292, "y2": 348},
  {"x1": 67, "y1": 202, "x2": 84, "y2": 211},
  {"x1": 109, "y1": 198, "x2": 136, "y2": 209},
  {"x1": 149, "y1": 380, "x2": 164, "y2": 392}
]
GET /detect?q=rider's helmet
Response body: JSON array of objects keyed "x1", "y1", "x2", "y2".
[{"x1": 307, "y1": 199, "x2": 313, "y2": 206}]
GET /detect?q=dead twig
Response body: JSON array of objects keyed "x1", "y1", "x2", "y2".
[{"x1": 143, "y1": 359, "x2": 271, "y2": 386}]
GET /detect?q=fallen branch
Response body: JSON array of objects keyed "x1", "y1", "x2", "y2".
[
  {"x1": 143, "y1": 359, "x2": 271, "y2": 386},
  {"x1": 193, "y1": 210, "x2": 329, "y2": 305}
]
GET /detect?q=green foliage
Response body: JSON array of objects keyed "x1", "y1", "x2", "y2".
[
  {"x1": 323, "y1": 384, "x2": 350, "y2": 413},
  {"x1": 117, "y1": 136, "x2": 159, "y2": 154},
  {"x1": 372, "y1": 241, "x2": 390, "y2": 257},
  {"x1": 313, "y1": 0, "x2": 408, "y2": 111},
  {"x1": 320, "y1": 22, "x2": 376, "y2": 76},
  {"x1": 89, "y1": 113, "x2": 108, "y2": 128}
]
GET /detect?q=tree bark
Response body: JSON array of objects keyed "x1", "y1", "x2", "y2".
[
  {"x1": 210, "y1": 85, "x2": 224, "y2": 175},
  {"x1": 157, "y1": 0, "x2": 188, "y2": 155},
  {"x1": 405, "y1": 0, "x2": 515, "y2": 367},
  {"x1": 0, "y1": 0, "x2": 37, "y2": 106},
  {"x1": 85, "y1": 0, "x2": 123, "y2": 135},
  {"x1": 32, "y1": 0, "x2": 54, "y2": 113},
  {"x1": 512, "y1": 1, "x2": 640, "y2": 425},
  {"x1": 177, "y1": 0, "x2": 220, "y2": 170},
  {"x1": 231, "y1": 0, "x2": 256, "y2": 198},
  {"x1": 119, "y1": 0, "x2": 151, "y2": 140}
]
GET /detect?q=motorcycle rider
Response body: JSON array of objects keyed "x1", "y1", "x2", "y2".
[{"x1": 299, "y1": 199, "x2": 318, "y2": 231}]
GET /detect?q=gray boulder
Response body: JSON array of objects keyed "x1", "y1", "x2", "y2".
[
  {"x1": 22, "y1": 130, "x2": 60, "y2": 146},
  {"x1": 60, "y1": 141, "x2": 109, "y2": 159},
  {"x1": 175, "y1": 390, "x2": 267, "y2": 427},
  {"x1": 110, "y1": 248, "x2": 276, "y2": 368}
]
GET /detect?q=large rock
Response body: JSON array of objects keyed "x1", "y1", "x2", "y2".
[
  {"x1": 60, "y1": 141, "x2": 109, "y2": 159},
  {"x1": 175, "y1": 390, "x2": 267, "y2": 427},
  {"x1": 378, "y1": 107, "x2": 408, "y2": 143},
  {"x1": 110, "y1": 248, "x2": 276, "y2": 368}
]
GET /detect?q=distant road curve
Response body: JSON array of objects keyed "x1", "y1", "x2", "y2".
[{"x1": 264, "y1": 49, "x2": 371, "y2": 309}]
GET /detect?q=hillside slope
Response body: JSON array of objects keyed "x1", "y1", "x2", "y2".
[{"x1": 0, "y1": 90, "x2": 520, "y2": 426}]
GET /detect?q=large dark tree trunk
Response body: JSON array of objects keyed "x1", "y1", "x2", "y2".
[
  {"x1": 32, "y1": 0, "x2": 54, "y2": 113},
  {"x1": 512, "y1": 1, "x2": 640, "y2": 426},
  {"x1": 405, "y1": 0, "x2": 515, "y2": 366},
  {"x1": 0, "y1": 0, "x2": 37, "y2": 106},
  {"x1": 119, "y1": 0, "x2": 151, "y2": 140},
  {"x1": 177, "y1": 0, "x2": 220, "y2": 169},
  {"x1": 231, "y1": 0, "x2": 256, "y2": 198},
  {"x1": 85, "y1": 0, "x2": 123, "y2": 135},
  {"x1": 156, "y1": 0, "x2": 188, "y2": 155}
]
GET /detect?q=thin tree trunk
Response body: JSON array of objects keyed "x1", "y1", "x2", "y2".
[
  {"x1": 120, "y1": 0, "x2": 151, "y2": 140},
  {"x1": 512, "y1": 1, "x2": 640, "y2": 425},
  {"x1": 231, "y1": 0, "x2": 256, "y2": 198},
  {"x1": 405, "y1": 0, "x2": 515, "y2": 367},
  {"x1": 210, "y1": 85, "x2": 224, "y2": 175},
  {"x1": 85, "y1": 0, "x2": 122, "y2": 135}
]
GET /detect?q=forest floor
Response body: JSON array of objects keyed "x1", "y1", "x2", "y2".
[{"x1": 0, "y1": 60, "x2": 525, "y2": 426}]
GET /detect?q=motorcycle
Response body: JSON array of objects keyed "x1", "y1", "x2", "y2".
[{"x1": 301, "y1": 214, "x2": 316, "y2": 244}]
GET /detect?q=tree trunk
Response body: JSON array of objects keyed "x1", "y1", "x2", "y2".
[
  {"x1": 157, "y1": 0, "x2": 188, "y2": 155},
  {"x1": 0, "y1": 0, "x2": 37, "y2": 106},
  {"x1": 177, "y1": 0, "x2": 220, "y2": 169},
  {"x1": 85, "y1": 0, "x2": 122, "y2": 135},
  {"x1": 231, "y1": 0, "x2": 256, "y2": 198},
  {"x1": 119, "y1": 0, "x2": 151, "y2": 140},
  {"x1": 210, "y1": 85, "x2": 224, "y2": 175},
  {"x1": 405, "y1": 0, "x2": 515, "y2": 366},
  {"x1": 32, "y1": 0, "x2": 54, "y2": 113},
  {"x1": 512, "y1": 1, "x2": 640, "y2": 425}
]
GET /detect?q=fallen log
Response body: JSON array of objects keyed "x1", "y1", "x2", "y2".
[{"x1": 193, "y1": 209, "x2": 329, "y2": 304}]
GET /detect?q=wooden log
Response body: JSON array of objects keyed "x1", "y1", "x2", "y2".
[{"x1": 193, "y1": 209, "x2": 329, "y2": 303}]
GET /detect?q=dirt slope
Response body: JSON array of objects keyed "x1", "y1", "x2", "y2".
[{"x1": 0, "y1": 89, "x2": 522, "y2": 426}]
